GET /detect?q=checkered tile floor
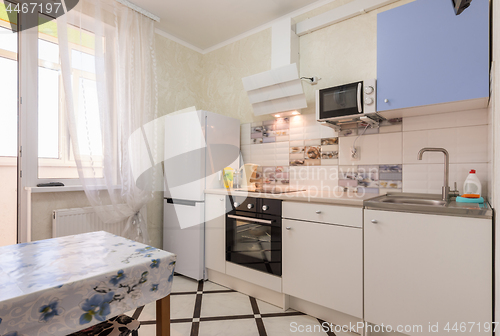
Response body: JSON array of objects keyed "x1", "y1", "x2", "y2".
[{"x1": 131, "y1": 275, "x2": 354, "y2": 336}]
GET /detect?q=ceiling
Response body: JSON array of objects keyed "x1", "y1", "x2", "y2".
[{"x1": 132, "y1": 0, "x2": 322, "y2": 51}]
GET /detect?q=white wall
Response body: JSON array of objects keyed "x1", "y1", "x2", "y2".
[{"x1": 0, "y1": 165, "x2": 17, "y2": 247}]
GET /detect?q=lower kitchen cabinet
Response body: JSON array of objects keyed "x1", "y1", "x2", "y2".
[
  {"x1": 364, "y1": 209, "x2": 492, "y2": 336},
  {"x1": 205, "y1": 194, "x2": 226, "y2": 274},
  {"x1": 282, "y1": 219, "x2": 363, "y2": 318}
]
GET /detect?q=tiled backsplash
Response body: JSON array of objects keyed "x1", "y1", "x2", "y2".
[{"x1": 240, "y1": 109, "x2": 490, "y2": 195}]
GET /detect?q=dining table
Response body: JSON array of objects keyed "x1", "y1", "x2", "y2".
[{"x1": 0, "y1": 231, "x2": 176, "y2": 336}]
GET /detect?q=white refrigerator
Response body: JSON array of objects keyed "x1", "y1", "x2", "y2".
[{"x1": 163, "y1": 110, "x2": 240, "y2": 280}]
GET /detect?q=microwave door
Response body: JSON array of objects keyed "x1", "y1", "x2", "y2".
[{"x1": 320, "y1": 81, "x2": 363, "y2": 119}]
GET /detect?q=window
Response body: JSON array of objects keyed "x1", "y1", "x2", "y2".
[
  {"x1": 37, "y1": 14, "x2": 104, "y2": 179},
  {"x1": 0, "y1": 5, "x2": 18, "y2": 159}
]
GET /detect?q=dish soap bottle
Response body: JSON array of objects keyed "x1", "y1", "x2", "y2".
[{"x1": 463, "y1": 170, "x2": 481, "y2": 197}]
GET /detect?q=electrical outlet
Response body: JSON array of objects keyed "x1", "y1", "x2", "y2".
[{"x1": 351, "y1": 146, "x2": 361, "y2": 161}]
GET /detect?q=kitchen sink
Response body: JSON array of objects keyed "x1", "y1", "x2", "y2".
[
  {"x1": 379, "y1": 197, "x2": 447, "y2": 207},
  {"x1": 364, "y1": 192, "x2": 492, "y2": 218}
]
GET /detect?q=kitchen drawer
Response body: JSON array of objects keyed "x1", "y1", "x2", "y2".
[{"x1": 283, "y1": 201, "x2": 362, "y2": 228}]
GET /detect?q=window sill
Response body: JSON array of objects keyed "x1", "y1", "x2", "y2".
[
  {"x1": 27, "y1": 185, "x2": 109, "y2": 193},
  {"x1": 27, "y1": 186, "x2": 85, "y2": 193}
]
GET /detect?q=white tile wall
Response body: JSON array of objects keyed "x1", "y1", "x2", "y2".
[
  {"x1": 402, "y1": 125, "x2": 488, "y2": 164},
  {"x1": 402, "y1": 109, "x2": 489, "y2": 132},
  {"x1": 242, "y1": 141, "x2": 290, "y2": 167},
  {"x1": 240, "y1": 108, "x2": 490, "y2": 195},
  {"x1": 403, "y1": 163, "x2": 489, "y2": 195},
  {"x1": 401, "y1": 109, "x2": 489, "y2": 195},
  {"x1": 289, "y1": 166, "x2": 339, "y2": 190},
  {"x1": 339, "y1": 133, "x2": 402, "y2": 165}
]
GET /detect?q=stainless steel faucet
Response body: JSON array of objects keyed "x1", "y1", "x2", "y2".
[{"x1": 417, "y1": 148, "x2": 458, "y2": 201}]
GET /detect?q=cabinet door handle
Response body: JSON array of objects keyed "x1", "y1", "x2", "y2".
[
  {"x1": 371, "y1": 219, "x2": 378, "y2": 224},
  {"x1": 219, "y1": 198, "x2": 224, "y2": 201},
  {"x1": 357, "y1": 82, "x2": 362, "y2": 113},
  {"x1": 384, "y1": 99, "x2": 389, "y2": 103},
  {"x1": 286, "y1": 226, "x2": 292, "y2": 230},
  {"x1": 315, "y1": 210, "x2": 322, "y2": 214}
]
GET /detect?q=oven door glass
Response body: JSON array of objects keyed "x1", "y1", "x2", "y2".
[
  {"x1": 319, "y1": 81, "x2": 362, "y2": 119},
  {"x1": 226, "y1": 213, "x2": 281, "y2": 276}
]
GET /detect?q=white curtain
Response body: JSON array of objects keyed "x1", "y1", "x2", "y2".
[{"x1": 56, "y1": 0, "x2": 159, "y2": 243}]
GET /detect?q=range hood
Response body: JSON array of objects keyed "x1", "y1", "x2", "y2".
[{"x1": 242, "y1": 18, "x2": 307, "y2": 117}]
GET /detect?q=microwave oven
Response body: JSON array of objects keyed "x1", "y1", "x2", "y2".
[{"x1": 316, "y1": 79, "x2": 376, "y2": 122}]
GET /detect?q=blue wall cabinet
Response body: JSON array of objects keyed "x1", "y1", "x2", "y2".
[{"x1": 377, "y1": 0, "x2": 489, "y2": 113}]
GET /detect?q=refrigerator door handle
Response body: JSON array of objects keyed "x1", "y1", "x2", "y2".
[{"x1": 165, "y1": 198, "x2": 198, "y2": 206}]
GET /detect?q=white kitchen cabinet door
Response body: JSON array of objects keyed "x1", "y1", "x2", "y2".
[
  {"x1": 364, "y1": 209, "x2": 492, "y2": 336},
  {"x1": 205, "y1": 194, "x2": 226, "y2": 274},
  {"x1": 282, "y1": 219, "x2": 363, "y2": 318}
]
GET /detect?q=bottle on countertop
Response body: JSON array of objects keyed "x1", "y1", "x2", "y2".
[{"x1": 463, "y1": 169, "x2": 482, "y2": 197}]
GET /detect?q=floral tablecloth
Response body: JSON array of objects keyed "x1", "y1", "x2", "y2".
[{"x1": 0, "y1": 231, "x2": 176, "y2": 336}]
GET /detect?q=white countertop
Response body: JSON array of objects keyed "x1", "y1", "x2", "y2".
[{"x1": 205, "y1": 188, "x2": 375, "y2": 207}]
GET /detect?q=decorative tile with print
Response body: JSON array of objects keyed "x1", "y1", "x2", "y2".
[
  {"x1": 274, "y1": 129, "x2": 289, "y2": 137},
  {"x1": 251, "y1": 125, "x2": 263, "y2": 135},
  {"x1": 338, "y1": 166, "x2": 358, "y2": 190},
  {"x1": 254, "y1": 166, "x2": 263, "y2": 187},
  {"x1": 275, "y1": 166, "x2": 290, "y2": 185},
  {"x1": 379, "y1": 165, "x2": 403, "y2": 181},
  {"x1": 290, "y1": 146, "x2": 304, "y2": 155},
  {"x1": 250, "y1": 125, "x2": 263, "y2": 144},
  {"x1": 338, "y1": 166, "x2": 358, "y2": 180},
  {"x1": 289, "y1": 159, "x2": 305, "y2": 166},
  {"x1": 262, "y1": 166, "x2": 276, "y2": 184},
  {"x1": 304, "y1": 146, "x2": 321, "y2": 161},
  {"x1": 321, "y1": 138, "x2": 338, "y2": 145},
  {"x1": 289, "y1": 140, "x2": 305, "y2": 164},
  {"x1": 357, "y1": 165, "x2": 379, "y2": 188},
  {"x1": 379, "y1": 180, "x2": 402, "y2": 189},
  {"x1": 320, "y1": 145, "x2": 339, "y2": 160}
]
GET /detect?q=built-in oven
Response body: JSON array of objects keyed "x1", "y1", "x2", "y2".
[
  {"x1": 316, "y1": 79, "x2": 376, "y2": 122},
  {"x1": 225, "y1": 196, "x2": 282, "y2": 276}
]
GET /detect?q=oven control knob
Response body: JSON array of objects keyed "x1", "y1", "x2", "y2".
[
  {"x1": 364, "y1": 97, "x2": 374, "y2": 105},
  {"x1": 247, "y1": 203, "x2": 254, "y2": 209},
  {"x1": 364, "y1": 86, "x2": 374, "y2": 94},
  {"x1": 233, "y1": 202, "x2": 240, "y2": 208},
  {"x1": 262, "y1": 205, "x2": 269, "y2": 211}
]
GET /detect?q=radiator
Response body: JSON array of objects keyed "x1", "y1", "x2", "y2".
[{"x1": 52, "y1": 207, "x2": 128, "y2": 238}]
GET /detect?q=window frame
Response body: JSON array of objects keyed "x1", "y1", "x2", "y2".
[
  {"x1": 19, "y1": 9, "x2": 109, "y2": 187},
  {"x1": 13, "y1": 2, "x2": 120, "y2": 242}
]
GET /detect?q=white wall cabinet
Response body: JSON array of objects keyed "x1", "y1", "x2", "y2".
[
  {"x1": 204, "y1": 194, "x2": 226, "y2": 274},
  {"x1": 364, "y1": 209, "x2": 492, "y2": 336},
  {"x1": 282, "y1": 218, "x2": 363, "y2": 319}
]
